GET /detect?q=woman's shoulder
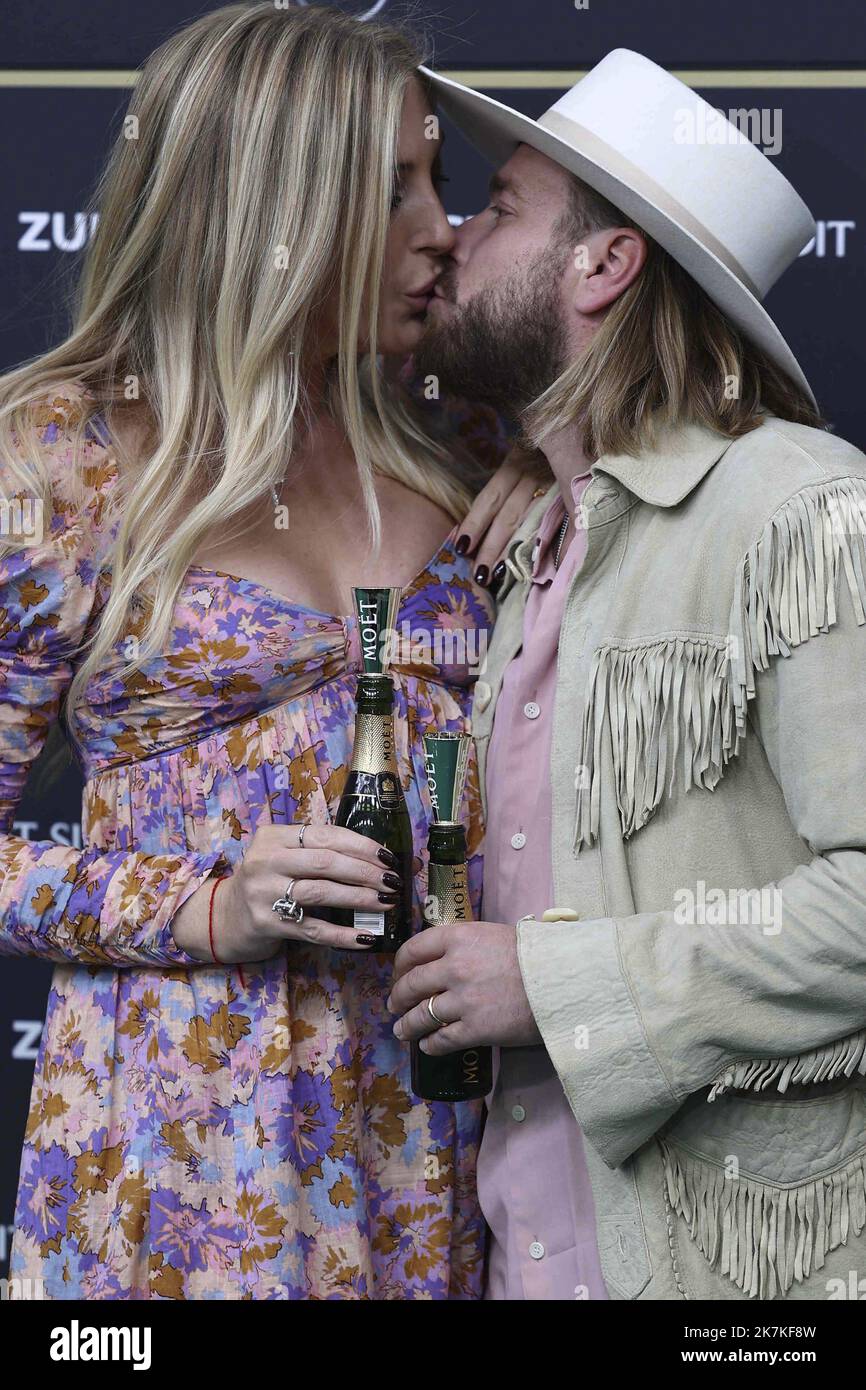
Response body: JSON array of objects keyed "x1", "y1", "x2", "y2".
[
  {"x1": 0, "y1": 381, "x2": 120, "y2": 658},
  {"x1": 375, "y1": 470, "x2": 455, "y2": 534},
  {"x1": 8, "y1": 377, "x2": 119, "y2": 540},
  {"x1": 26, "y1": 375, "x2": 91, "y2": 427},
  {"x1": 0, "y1": 379, "x2": 120, "y2": 637}
]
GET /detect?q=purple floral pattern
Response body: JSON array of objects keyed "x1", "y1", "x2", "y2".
[{"x1": 3, "y1": 383, "x2": 496, "y2": 1299}]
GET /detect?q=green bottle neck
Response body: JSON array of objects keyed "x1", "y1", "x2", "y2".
[{"x1": 428, "y1": 822, "x2": 467, "y2": 863}]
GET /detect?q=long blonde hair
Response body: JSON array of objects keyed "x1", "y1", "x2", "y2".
[
  {"x1": 0, "y1": 2, "x2": 475, "y2": 763},
  {"x1": 523, "y1": 173, "x2": 825, "y2": 459}
]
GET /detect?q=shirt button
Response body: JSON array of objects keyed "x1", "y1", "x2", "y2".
[
  {"x1": 529, "y1": 1241, "x2": 545, "y2": 1260},
  {"x1": 523, "y1": 701, "x2": 540, "y2": 720},
  {"x1": 511, "y1": 1104, "x2": 526, "y2": 1122},
  {"x1": 510, "y1": 832, "x2": 526, "y2": 850}
]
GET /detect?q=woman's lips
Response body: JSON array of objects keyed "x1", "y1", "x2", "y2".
[{"x1": 404, "y1": 277, "x2": 439, "y2": 310}]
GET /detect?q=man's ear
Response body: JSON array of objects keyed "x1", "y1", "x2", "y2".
[{"x1": 572, "y1": 226, "x2": 648, "y2": 316}]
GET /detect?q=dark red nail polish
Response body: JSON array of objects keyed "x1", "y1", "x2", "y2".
[
  {"x1": 356, "y1": 934, "x2": 378, "y2": 946},
  {"x1": 377, "y1": 847, "x2": 398, "y2": 867},
  {"x1": 382, "y1": 871, "x2": 402, "y2": 889},
  {"x1": 455, "y1": 534, "x2": 471, "y2": 555},
  {"x1": 492, "y1": 561, "x2": 506, "y2": 582},
  {"x1": 475, "y1": 565, "x2": 489, "y2": 586},
  {"x1": 378, "y1": 890, "x2": 399, "y2": 903}
]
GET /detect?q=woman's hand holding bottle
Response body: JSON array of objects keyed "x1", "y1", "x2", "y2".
[{"x1": 171, "y1": 823, "x2": 409, "y2": 961}]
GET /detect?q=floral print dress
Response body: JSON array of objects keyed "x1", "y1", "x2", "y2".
[{"x1": 2, "y1": 383, "x2": 496, "y2": 1299}]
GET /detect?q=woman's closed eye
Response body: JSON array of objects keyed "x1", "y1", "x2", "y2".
[{"x1": 390, "y1": 163, "x2": 449, "y2": 212}]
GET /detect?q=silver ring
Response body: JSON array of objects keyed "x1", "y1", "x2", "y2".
[
  {"x1": 272, "y1": 876, "x2": 304, "y2": 924},
  {"x1": 298, "y1": 823, "x2": 307, "y2": 848},
  {"x1": 427, "y1": 995, "x2": 445, "y2": 1027}
]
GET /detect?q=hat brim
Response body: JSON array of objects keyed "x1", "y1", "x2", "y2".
[{"x1": 420, "y1": 66, "x2": 816, "y2": 408}]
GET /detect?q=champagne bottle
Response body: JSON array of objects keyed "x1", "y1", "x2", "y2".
[
  {"x1": 410, "y1": 731, "x2": 493, "y2": 1101},
  {"x1": 321, "y1": 587, "x2": 413, "y2": 951}
]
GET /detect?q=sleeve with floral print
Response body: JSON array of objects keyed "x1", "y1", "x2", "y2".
[{"x1": 0, "y1": 390, "x2": 229, "y2": 968}]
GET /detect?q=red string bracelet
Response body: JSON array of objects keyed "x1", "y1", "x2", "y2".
[{"x1": 208, "y1": 873, "x2": 246, "y2": 990}]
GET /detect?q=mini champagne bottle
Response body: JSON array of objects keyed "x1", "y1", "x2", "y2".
[
  {"x1": 321, "y1": 587, "x2": 414, "y2": 951},
  {"x1": 411, "y1": 731, "x2": 493, "y2": 1101}
]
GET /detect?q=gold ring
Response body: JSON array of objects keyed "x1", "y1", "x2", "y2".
[
  {"x1": 427, "y1": 995, "x2": 445, "y2": 1027},
  {"x1": 532, "y1": 486, "x2": 547, "y2": 498}
]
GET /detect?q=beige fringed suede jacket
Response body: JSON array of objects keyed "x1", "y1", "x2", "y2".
[{"x1": 470, "y1": 411, "x2": 866, "y2": 1300}]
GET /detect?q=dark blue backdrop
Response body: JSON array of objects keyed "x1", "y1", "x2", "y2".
[{"x1": 1, "y1": 0, "x2": 864, "y2": 1275}]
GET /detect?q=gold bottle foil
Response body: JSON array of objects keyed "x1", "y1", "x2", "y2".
[
  {"x1": 349, "y1": 711, "x2": 398, "y2": 776},
  {"x1": 427, "y1": 859, "x2": 472, "y2": 924}
]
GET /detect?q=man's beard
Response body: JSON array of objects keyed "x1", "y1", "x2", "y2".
[{"x1": 414, "y1": 243, "x2": 568, "y2": 420}]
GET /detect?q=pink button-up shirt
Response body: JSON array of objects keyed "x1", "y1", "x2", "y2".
[{"x1": 477, "y1": 470, "x2": 609, "y2": 1301}]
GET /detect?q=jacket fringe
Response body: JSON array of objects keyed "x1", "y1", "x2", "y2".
[
  {"x1": 572, "y1": 636, "x2": 743, "y2": 851},
  {"x1": 573, "y1": 477, "x2": 866, "y2": 852},
  {"x1": 660, "y1": 1136, "x2": 866, "y2": 1299},
  {"x1": 707, "y1": 1026, "x2": 866, "y2": 1101},
  {"x1": 728, "y1": 476, "x2": 866, "y2": 735}
]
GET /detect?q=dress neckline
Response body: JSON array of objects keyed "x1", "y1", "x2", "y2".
[{"x1": 184, "y1": 527, "x2": 460, "y2": 619}]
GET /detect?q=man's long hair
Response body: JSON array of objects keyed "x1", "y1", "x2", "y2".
[{"x1": 523, "y1": 175, "x2": 824, "y2": 459}]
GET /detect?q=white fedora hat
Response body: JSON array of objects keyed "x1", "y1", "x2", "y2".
[{"x1": 419, "y1": 49, "x2": 817, "y2": 405}]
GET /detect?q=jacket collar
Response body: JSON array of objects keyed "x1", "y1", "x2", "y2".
[
  {"x1": 500, "y1": 419, "x2": 740, "y2": 593},
  {"x1": 591, "y1": 420, "x2": 736, "y2": 507}
]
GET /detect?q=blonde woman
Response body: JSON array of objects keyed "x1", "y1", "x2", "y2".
[{"x1": 0, "y1": 6, "x2": 541, "y2": 1300}]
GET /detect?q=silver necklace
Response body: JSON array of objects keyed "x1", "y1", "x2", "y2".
[{"x1": 553, "y1": 512, "x2": 570, "y2": 570}]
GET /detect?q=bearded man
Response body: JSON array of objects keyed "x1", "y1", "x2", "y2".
[{"x1": 387, "y1": 49, "x2": 866, "y2": 1301}]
